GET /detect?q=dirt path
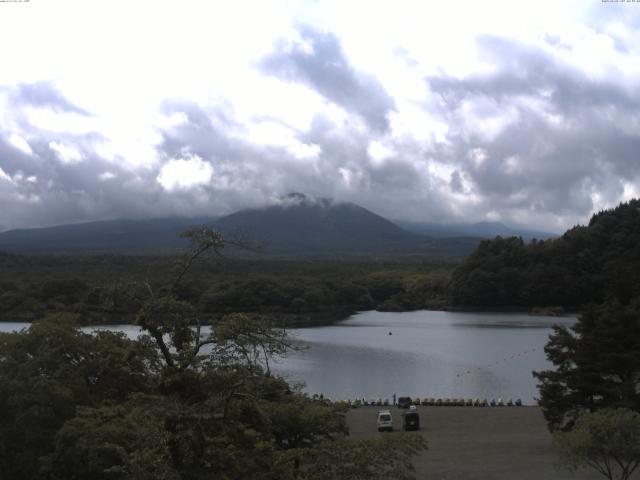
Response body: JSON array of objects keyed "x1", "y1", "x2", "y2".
[{"x1": 346, "y1": 406, "x2": 630, "y2": 480}]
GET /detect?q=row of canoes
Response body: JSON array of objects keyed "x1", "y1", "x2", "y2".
[{"x1": 318, "y1": 397, "x2": 524, "y2": 407}]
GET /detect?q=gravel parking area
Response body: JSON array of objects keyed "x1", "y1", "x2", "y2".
[{"x1": 346, "y1": 406, "x2": 623, "y2": 480}]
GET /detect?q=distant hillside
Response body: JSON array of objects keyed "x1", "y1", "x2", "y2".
[
  {"x1": 0, "y1": 195, "x2": 483, "y2": 259},
  {"x1": 211, "y1": 194, "x2": 480, "y2": 258},
  {"x1": 0, "y1": 217, "x2": 216, "y2": 254},
  {"x1": 450, "y1": 199, "x2": 640, "y2": 308},
  {"x1": 215, "y1": 195, "x2": 410, "y2": 254},
  {"x1": 396, "y1": 220, "x2": 556, "y2": 240}
]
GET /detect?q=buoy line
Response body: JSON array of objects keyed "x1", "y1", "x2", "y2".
[{"x1": 454, "y1": 347, "x2": 539, "y2": 379}]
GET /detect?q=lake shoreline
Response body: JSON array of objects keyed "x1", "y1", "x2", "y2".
[
  {"x1": 2, "y1": 310, "x2": 575, "y2": 405},
  {"x1": 0, "y1": 309, "x2": 354, "y2": 327},
  {"x1": 0, "y1": 306, "x2": 579, "y2": 327}
]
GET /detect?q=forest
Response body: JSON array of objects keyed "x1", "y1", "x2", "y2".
[
  {"x1": 0, "y1": 255, "x2": 452, "y2": 326},
  {"x1": 449, "y1": 199, "x2": 640, "y2": 309},
  {"x1": 0, "y1": 229, "x2": 426, "y2": 479},
  {"x1": 1, "y1": 201, "x2": 640, "y2": 478},
  {"x1": 1, "y1": 200, "x2": 640, "y2": 326}
]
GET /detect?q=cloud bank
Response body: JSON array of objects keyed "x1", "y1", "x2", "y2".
[{"x1": 1, "y1": 2, "x2": 639, "y2": 233}]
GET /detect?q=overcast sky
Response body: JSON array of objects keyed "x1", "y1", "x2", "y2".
[{"x1": 1, "y1": 0, "x2": 639, "y2": 232}]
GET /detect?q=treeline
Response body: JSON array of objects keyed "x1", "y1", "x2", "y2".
[
  {"x1": 4, "y1": 199, "x2": 639, "y2": 324},
  {"x1": 0, "y1": 257, "x2": 452, "y2": 325},
  {"x1": 450, "y1": 199, "x2": 640, "y2": 309},
  {"x1": 0, "y1": 230, "x2": 426, "y2": 479},
  {"x1": 0, "y1": 314, "x2": 424, "y2": 480}
]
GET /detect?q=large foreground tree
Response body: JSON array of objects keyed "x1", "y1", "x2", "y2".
[
  {"x1": 0, "y1": 227, "x2": 426, "y2": 479},
  {"x1": 554, "y1": 408, "x2": 640, "y2": 480},
  {"x1": 534, "y1": 301, "x2": 640, "y2": 430}
]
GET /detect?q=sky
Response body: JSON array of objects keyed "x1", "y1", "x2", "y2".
[{"x1": 1, "y1": 0, "x2": 640, "y2": 232}]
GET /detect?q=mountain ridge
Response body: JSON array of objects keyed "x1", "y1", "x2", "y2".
[
  {"x1": 0, "y1": 196, "x2": 538, "y2": 258},
  {"x1": 395, "y1": 219, "x2": 557, "y2": 240}
]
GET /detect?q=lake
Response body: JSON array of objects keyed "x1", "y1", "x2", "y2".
[
  {"x1": 0, "y1": 310, "x2": 575, "y2": 405},
  {"x1": 271, "y1": 310, "x2": 575, "y2": 405}
]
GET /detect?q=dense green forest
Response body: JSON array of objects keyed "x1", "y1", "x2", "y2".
[
  {"x1": 450, "y1": 199, "x2": 640, "y2": 309},
  {"x1": 0, "y1": 255, "x2": 452, "y2": 326},
  {"x1": 0, "y1": 229, "x2": 426, "y2": 479},
  {"x1": 2, "y1": 201, "x2": 640, "y2": 478},
  {"x1": 3, "y1": 199, "x2": 640, "y2": 325}
]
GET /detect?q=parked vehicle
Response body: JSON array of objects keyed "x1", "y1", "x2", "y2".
[
  {"x1": 397, "y1": 396, "x2": 412, "y2": 409},
  {"x1": 403, "y1": 410, "x2": 420, "y2": 431},
  {"x1": 377, "y1": 410, "x2": 393, "y2": 432}
]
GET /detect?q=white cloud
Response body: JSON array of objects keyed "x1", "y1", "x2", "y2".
[
  {"x1": 289, "y1": 142, "x2": 321, "y2": 160},
  {"x1": 8, "y1": 133, "x2": 33, "y2": 155},
  {"x1": 49, "y1": 141, "x2": 83, "y2": 164},
  {"x1": 157, "y1": 155, "x2": 214, "y2": 191},
  {"x1": 244, "y1": 119, "x2": 321, "y2": 160},
  {"x1": 368, "y1": 141, "x2": 395, "y2": 166},
  {"x1": 503, "y1": 155, "x2": 521, "y2": 175},
  {"x1": 468, "y1": 148, "x2": 488, "y2": 168},
  {"x1": 0, "y1": 167, "x2": 11, "y2": 183}
]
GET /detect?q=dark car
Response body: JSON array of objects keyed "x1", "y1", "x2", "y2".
[
  {"x1": 397, "y1": 396, "x2": 412, "y2": 409},
  {"x1": 403, "y1": 410, "x2": 420, "y2": 431}
]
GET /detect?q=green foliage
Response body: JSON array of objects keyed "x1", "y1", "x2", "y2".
[
  {"x1": 288, "y1": 433, "x2": 427, "y2": 480},
  {"x1": 260, "y1": 396, "x2": 348, "y2": 450},
  {"x1": 451, "y1": 199, "x2": 640, "y2": 308},
  {"x1": 39, "y1": 278, "x2": 89, "y2": 304},
  {"x1": 46, "y1": 395, "x2": 178, "y2": 480},
  {"x1": 0, "y1": 255, "x2": 453, "y2": 325},
  {"x1": 0, "y1": 290, "x2": 24, "y2": 311},
  {"x1": 0, "y1": 314, "x2": 158, "y2": 480},
  {"x1": 0, "y1": 228, "x2": 434, "y2": 479},
  {"x1": 554, "y1": 408, "x2": 640, "y2": 480},
  {"x1": 534, "y1": 302, "x2": 640, "y2": 430},
  {"x1": 5, "y1": 228, "x2": 430, "y2": 479}
]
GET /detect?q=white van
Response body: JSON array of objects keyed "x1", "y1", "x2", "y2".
[{"x1": 377, "y1": 410, "x2": 393, "y2": 432}]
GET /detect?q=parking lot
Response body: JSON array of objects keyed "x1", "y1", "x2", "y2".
[{"x1": 346, "y1": 406, "x2": 608, "y2": 480}]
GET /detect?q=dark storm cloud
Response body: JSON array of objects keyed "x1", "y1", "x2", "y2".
[
  {"x1": 424, "y1": 35, "x2": 640, "y2": 225},
  {"x1": 450, "y1": 170, "x2": 464, "y2": 193},
  {"x1": 7, "y1": 82, "x2": 91, "y2": 115},
  {"x1": 0, "y1": 128, "x2": 160, "y2": 229},
  {"x1": 259, "y1": 25, "x2": 396, "y2": 133}
]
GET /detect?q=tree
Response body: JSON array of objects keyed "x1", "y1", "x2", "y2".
[
  {"x1": 288, "y1": 433, "x2": 427, "y2": 480},
  {"x1": 534, "y1": 302, "x2": 640, "y2": 430},
  {"x1": 554, "y1": 408, "x2": 640, "y2": 480},
  {"x1": 127, "y1": 227, "x2": 426, "y2": 479},
  {"x1": 44, "y1": 395, "x2": 178, "y2": 480},
  {"x1": 0, "y1": 227, "x2": 428, "y2": 480},
  {"x1": 0, "y1": 314, "x2": 158, "y2": 480}
]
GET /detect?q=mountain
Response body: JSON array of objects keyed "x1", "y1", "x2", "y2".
[
  {"x1": 213, "y1": 195, "x2": 412, "y2": 255},
  {"x1": 395, "y1": 220, "x2": 557, "y2": 240},
  {"x1": 210, "y1": 194, "x2": 482, "y2": 258},
  {"x1": 0, "y1": 195, "x2": 482, "y2": 258},
  {"x1": 0, "y1": 217, "x2": 217, "y2": 254}
]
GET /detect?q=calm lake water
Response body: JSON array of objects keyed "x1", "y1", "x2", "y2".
[
  {"x1": 272, "y1": 310, "x2": 575, "y2": 405},
  {"x1": 0, "y1": 310, "x2": 575, "y2": 405}
]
